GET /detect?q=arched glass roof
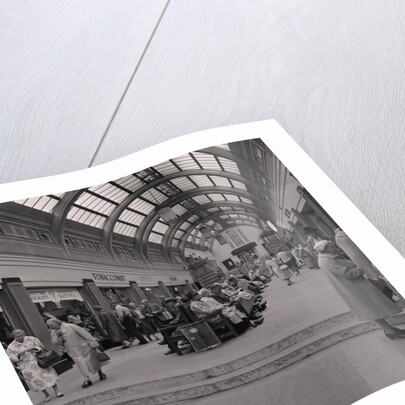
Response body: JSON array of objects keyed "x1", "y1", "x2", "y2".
[{"x1": 12, "y1": 141, "x2": 276, "y2": 257}]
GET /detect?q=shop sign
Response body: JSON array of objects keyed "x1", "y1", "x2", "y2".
[
  {"x1": 91, "y1": 273, "x2": 127, "y2": 283},
  {"x1": 29, "y1": 289, "x2": 84, "y2": 303},
  {"x1": 169, "y1": 277, "x2": 178, "y2": 281}
]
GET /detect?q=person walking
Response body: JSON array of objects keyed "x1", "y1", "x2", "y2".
[
  {"x1": 128, "y1": 303, "x2": 159, "y2": 341},
  {"x1": 314, "y1": 240, "x2": 405, "y2": 339},
  {"x1": 277, "y1": 248, "x2": 300, "y2": 276},
  {"x1": 269, "y1": 253, "x2": 294, "y2": 286},
  {"x1": 94, "y1": 305, "x2": 131, "y2": 349},
  {"x1": 47, "y1": 318, "x2": 107, "y2": 388},
  {"x1": 115, "y1": 303, "x2": 148, "y2": 345},
  {"x1": 7, "y1": 329, "x2": 63, "y2": 402},
  {"x1": 299, "y1": 245, "x2": 319, "y2": 269}
]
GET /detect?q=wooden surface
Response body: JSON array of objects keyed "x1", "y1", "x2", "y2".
[{"x1": 2, "y1": 1, "x2": 405, "y2": 256}]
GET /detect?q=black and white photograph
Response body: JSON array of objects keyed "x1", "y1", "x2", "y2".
[{"x1": 1, "y1": 136, "x2": 405, "y2": 405}]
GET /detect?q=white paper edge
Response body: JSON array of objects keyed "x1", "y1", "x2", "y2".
[{"x1": 0, "y1": 119, "x2": 403, "y2": 404}]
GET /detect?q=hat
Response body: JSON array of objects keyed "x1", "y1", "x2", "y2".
[
  {"x1": 313, "y1": 240, "x2": 330, "y2": 252},
  {"x1": 94, "y1": 305, "x2": 103, "y2": 310},
  {"x1": 186, "y1": 291, "x2": 198, "y2": 299}
]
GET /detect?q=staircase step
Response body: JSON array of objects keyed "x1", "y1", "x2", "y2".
[{"x1": 65, "y1": 313, "x2": 405, "y2": 405}]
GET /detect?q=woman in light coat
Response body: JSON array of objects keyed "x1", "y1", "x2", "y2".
[
  {"x1": 7, "y1": 329, "x2": 63, "y2": 402},
  {"x1": 47, "y1": 318, "x2": 106, "y2": 388},
  {"x1": 314, "y1": 240, "x2": 405, "y2": 339}
]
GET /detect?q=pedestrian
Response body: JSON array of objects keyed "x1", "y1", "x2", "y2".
[
  {"x1": 116, "y1": 303, "x2": 148, "y2": 345},
  {"x1": 314, "y1": 240, "x2": 405, "y2": 339},
  {"x1": 7, "y1": 329, "x2": 64, "y2": 402},
  {"x1": 47, "y1": 318, "x2": 107, "y2": 388},
  {"x1": 277, "y1": 248, "x2": 300, "y2": 276},
  {"x1": 94, "y1": 305, "x2": 131, "y2": 349},
  {"x1": 269, "y1": 253, "x2": 294, "y2": 286},
  {"x1": 299, "y1": 245, "x2": 319, "y2": 269},
  {"x1": 128, "y1": 303, "x2": 159, "y2": 341}
]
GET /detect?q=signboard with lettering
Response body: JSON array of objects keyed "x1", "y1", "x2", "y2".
[
  {"x1": 29, "y1": 289, "x2": 84, "y2": 303},
  {"x1": 91, "y1": 273, "x2": 128, "y2": 284}
]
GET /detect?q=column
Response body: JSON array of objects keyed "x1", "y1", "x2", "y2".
[
  {"x1": 0, "y1": 278, "x2": 52, "y2": 347},
  {"x1": 80, "y1": 279, "x2": 121, "y2": 335},
  {"x1": 127, "y1": 281, "x2": 147, "y2": 305}
]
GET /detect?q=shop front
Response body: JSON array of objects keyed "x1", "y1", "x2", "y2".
[
  {"x1": 141, "y1": 286, "x2": 165, "y2": 304},
  {"x1": 100, "y1": 287, "x2": 134, "y2": 306},
  {"x1": 27, "y1": 288, "x2": 99, "y2": 333}
]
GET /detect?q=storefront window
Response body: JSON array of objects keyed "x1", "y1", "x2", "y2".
[
  {"x1": 100, "y1": 288, "x2": 133, "y2": 307},
  {"x1": 142, "y1": 287, "x2": 163, "y2": 304},
  {"x1": 28, "y1": 288, "x2": 98, "y2": 334}
]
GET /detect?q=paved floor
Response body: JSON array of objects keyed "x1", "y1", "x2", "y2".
[{"x1": 27, "y1": 268, "x2": 405, "y2": 405}]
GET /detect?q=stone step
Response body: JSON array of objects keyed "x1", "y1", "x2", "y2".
[
  {"x1": 109, "y1": 317, "x2": 405, "y2": 405},
  {"x1": 64, "y1": 312, "x2": 405, "y2": 405}
]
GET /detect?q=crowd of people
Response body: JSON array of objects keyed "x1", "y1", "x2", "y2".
[
  {"x1": 5, "y1": 275, "x2": 271, "y2": 401},
  {"x1": 6, "y1": 226, "x2": 405, "y2": 402}
]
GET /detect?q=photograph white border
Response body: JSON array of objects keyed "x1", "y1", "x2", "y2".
[{"x1": 0, "y1": 119, "x2": 403, "y2": 404}]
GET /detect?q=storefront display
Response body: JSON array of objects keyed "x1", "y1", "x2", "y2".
[
  {"x1": 142, "y1": 287, "x2": 164, "y2": 303},
  {"x1": 100, "y1": 287, "x2": 133, "y2": 306},
  {"x1": 28, "y1": 288, "x2": 96, "y2": 331}
]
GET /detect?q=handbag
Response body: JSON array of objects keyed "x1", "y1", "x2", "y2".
[
  {"x1": 96, "y1": 349, "x2": 110, "y2": 363},
  {"x1": 36, "y1": 350, "x2": 62, "y2": 369}
]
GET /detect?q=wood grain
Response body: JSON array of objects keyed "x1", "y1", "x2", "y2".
[
  {"x1": 0, "y1": 0, "x2": 167, "y2": 181},
  {"x1": 92, "y1": 0, "x2": 405, "y2": 256},
  {"x1": 2, "y1": 0, "x2": 405, "y2": 258}
]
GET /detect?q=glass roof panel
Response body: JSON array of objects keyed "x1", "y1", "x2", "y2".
[
  {"x1": 152, "y1": 222, "x2": 169, "y2": 234},
  {"x1": 14, "y1": 196, "x2": 60, "y2": 213},
  {"x1": 148, "y1": 232, "x2": 163, "y2": 243},
  {"x1": 188, "y1": 175, "x2": 213, "y2": 187},
  {"x1": 170, "y1": 177, "x2": 196, "y2": 191},
  {"x1": 66, "y1": 207, "x2": 106, "y2": 228},
  {"x1": 118, "y1": 210, "x2": 145, "y2": 226},
  {"x1": 206, "y1": 193, "x2": 226, "y2": 201},
  {"x1": 141, "y1": 188, "x2": 169, "y2": 204},
  {"x1": 187, "y1": 215, "x2": 199, "y2": 223},
  {"x1": 179, "y1": 222, "x2": 191, "y2": 231},
  {"x1": 156, "y1": 182, "x2": 180, "y2": 197},
  {"x1": 192, "y1": 195, "x2": 211, "y2": 205},
  {"x1": 171, "y1": 204, "x2": 188, "y2": 216},
  {"x1": 171, "y1": 155, "x2": 200, "y2": 170},
  {"x1": 154, "y1": 161, "x2": 180, "y2": 176},
  {"x1": 172, "y1": 239, "x2": 181, "y2": 248},
  {"x1": 191, "y1": 152, "x2": 221, "y2": 170},
  {"x1": 218, "y1": 157, "x2": 240, "y2": 174},
  {"x1": 206, "y1": 207, "x2": 220, "y2": 213},
  {"x1": 114, "y1": 175, "x2": 144, "y2": 192},
  {"x1": 113, "y1": 222, "x2": 137, "y2": 237},
  {"x1": 240, "y1": 197, "x2": 253, "y2": 204},
  {"x1": 174, "y1": 229, "x2": 185, "y2": 239},
  {"x1": 75, "y1": 192, "x2": 116, "y2": 216},
  {"x1": 187, "y1": 234, "x2": 193, "y2": 242},
  {"x1": 128, "y1": 198, "x2": 155, "y2": 215},
  {"x1": 229, "y1": 179, "x2": 247, "y2": 191},
  {"x1": 89, "y1": 183, "x2": 129, "y2": 204},
  {"x1": 223, "y1": 194, "x2": 241, "y2": 202},
  {"x1": 209, "y1": 176, "x2": 232, "y2": 187}
]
